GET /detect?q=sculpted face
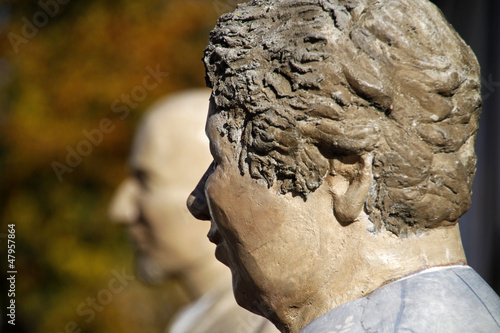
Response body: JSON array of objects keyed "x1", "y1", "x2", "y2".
[
  {"x1": 189, "y1": 98, "x2": 468, "y2": 332},
  {"x1": 192, "y1": 103, "x2": 320, "y2": 313},
  {"x1": 189, "y1": 100, "x2": 373, "y2": 319},
  {"x1": 110, "y1": 92, "x2": 214, "y2": 283}
]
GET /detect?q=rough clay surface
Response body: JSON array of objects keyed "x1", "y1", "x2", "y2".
[{"x1": 203, "y1": 0, "x2": 482, "y2": 235}]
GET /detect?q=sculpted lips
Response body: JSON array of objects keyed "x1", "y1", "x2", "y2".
[
  {"x1": 207, "y1": 225, "x2": 222, "y2": 245},
  {"x1": 208, "y1": 224, "x2": 230, "y2": 265}
]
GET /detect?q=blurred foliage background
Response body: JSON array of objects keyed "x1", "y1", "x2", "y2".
[
  {"x1": 0, "y1": 0, "x2": 498, "y2": 333},
  {"x1": 0, "y1": 0, "x2": 243, "y2": 332}
]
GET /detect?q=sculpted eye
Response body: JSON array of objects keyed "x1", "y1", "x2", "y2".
[{"x1": 132, "y1": 169, "x2": 149, "y2": 190}]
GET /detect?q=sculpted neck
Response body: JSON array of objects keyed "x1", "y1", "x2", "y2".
[
  {"x1": 179, "y1": 254, "x2": 231, "y2": 301},
  {"x1": 280, "y1": 217, "x2": 466, "y2": 333}
]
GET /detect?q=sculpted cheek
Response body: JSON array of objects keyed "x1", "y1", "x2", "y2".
[{"x1": 231, "y1": 191, "x2": 286, "y2": 252}]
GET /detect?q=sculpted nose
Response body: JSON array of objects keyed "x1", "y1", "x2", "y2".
[
  {"x1": 187, "y1": 163, "x2": 213, "y2": 221},
  {"x1": 108, "y1": 179, "x2": 139, "y2": 224}
]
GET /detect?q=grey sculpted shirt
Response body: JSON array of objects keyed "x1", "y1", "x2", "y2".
[{"x1": 301, "y1": 265, "x2": 500, "y2": 333}]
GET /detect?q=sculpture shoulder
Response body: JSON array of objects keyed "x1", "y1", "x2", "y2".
[{"x1": 301, "y1": 265, "x2": 500, "y2": 333}]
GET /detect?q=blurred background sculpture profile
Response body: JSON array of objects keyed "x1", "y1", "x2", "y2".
[
  {"x1": 109, "y1": 89, "x2": 278, "y2": 333},
  {"x1": 187, "y1": 1, "x2": 500, "y2": 332}
]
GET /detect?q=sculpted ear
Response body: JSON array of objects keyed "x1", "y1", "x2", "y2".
[{"x1": 327, "y1": 154, "x2": 373, "y2": 225}]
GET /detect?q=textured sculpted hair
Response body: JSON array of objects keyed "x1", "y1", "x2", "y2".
[{"x1": 204, "y1": 0, "x2": 482, "y2": 235}]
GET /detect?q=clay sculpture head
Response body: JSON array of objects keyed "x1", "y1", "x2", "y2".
[{"x1": 187, "y1": 1, "x2": 481, "y2": 331}]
